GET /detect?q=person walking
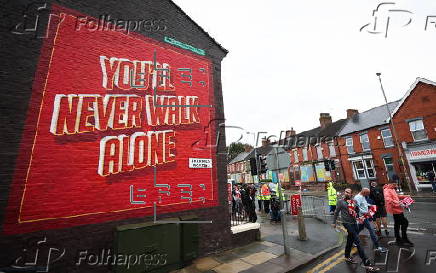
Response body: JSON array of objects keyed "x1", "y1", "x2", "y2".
[
  {"x1": 261, "y1": 183, "x2": 271, "y2": 214},
  {"x1": 241, "y1": 184, "x2": 257, "y2": 223},
  {"x1": 256, "y1": 184, "x2": 263, "y2": 212},
  {"x1": 332, "y1": 188, "x2": 378, "y2": 271},
  {"x1": 384, "y1": 182, "x2": 414, "y2": 246},
  {"x1": 327, "y1": 182, "x2": 337, "y2": 215},
  {"x1": 427, "y1": 170, "x2": 436, "y2": 193},
  {"x1": 248, "y1": 184, "x2": 258, "y2": 222},
  {"x1": 369, "y1": 182, "x2": 389, "y2": 237},
  {"x1": 354, "y1": 188, "x2": 387, "y2": 253}
]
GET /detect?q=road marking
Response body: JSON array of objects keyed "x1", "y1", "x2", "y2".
[
  {"x1": 317, "y1": 249, "x2": 358, "y2": 273},
  {"x1": 306, "y1": 250, "x2": 345, "y2": 273}
]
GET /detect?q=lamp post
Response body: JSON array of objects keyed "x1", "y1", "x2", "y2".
[{"x1": 376, "y1": 73, "x2": 414, "y2": 193}]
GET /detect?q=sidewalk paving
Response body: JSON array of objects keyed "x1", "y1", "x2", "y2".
[{"x1": 172, "y1": 212, "x2": 344, "y2": 273}]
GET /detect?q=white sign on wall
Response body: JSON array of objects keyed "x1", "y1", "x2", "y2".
[
  {"x1": 410, "y1": 147, "x2": 436, "y2": 160},
  {"x1": 189, "y1": 158, "x2": 212, "y2": 168}
]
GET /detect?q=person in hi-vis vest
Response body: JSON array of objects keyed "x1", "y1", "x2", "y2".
[
  {"x1": 327, "y1": 182, "x2": 337, "y2": 215},
  {"x1": 261, "y1": 183, "x2": 271, "y2": 214}
]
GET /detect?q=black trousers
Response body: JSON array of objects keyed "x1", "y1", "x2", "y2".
[
  {"x1": 263, "y1": 200, "x2": 270, "y2": 214},
  {"x1": 257, "y1": 199, "x2": 263, "y2": 211},
  {"x1": 393, "y1": 213, "x2": 409, "y2": 239},
  {"x1": 343, "y1": 223, "x2": 367, "y2": 261}
]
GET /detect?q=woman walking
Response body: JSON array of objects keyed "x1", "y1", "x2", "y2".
[{"x1": 384, "y1": 182, "x2": 413, "y2": 246}]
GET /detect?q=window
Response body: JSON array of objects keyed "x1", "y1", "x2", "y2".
[
  {"x1": 346, "y1": 137, "x2": 354, "y2": 154},
  {"x1": 352, "y1": 159, "x2": 376, "y2": 179},
  {"x1": 303, "y1": 148, "x2": 308, "y2": 161},
  {"x1": 316, "y1": 145, "x2": 323, "y2": 159},
  {"x1": 329, "y1": 143, "x2": 336, "y2": 157},
  {"x1": 381, "y1": 129, "x2": 394, "y2": 147},
  {"x1": 293, "y1": 150, "x2": 299, "y2": 163},
  {"x1": 365, "y1": 159, "x2": 376, "y2": 178},
  {"x1": 360, "y1": 133, "x2": 370, "y2": 151},
  {"x1": 409, "y1": 120, "x2": 427, "y2": 141},
  {"x1": 353, "y1": 161, "x2": 366, "y2": 179},
  {"x1": 383, "y1": 157, "x2": 394, "y2": 180}
]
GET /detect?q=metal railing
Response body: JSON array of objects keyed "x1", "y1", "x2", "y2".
[
  {"x1": 229, "y1": 201, "x2": 250, "y2": 227},
  {"x1": 300, "y1": 195, "x2": 329, "y2": 223}
]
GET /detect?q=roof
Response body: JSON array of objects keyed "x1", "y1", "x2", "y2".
[
  {"x1": 169, "y1": 0, "x2": 228, "y2": 55},
  {"x1": 280, "y1": 118, "x2": 347, "y2": 148},
  {"x1": 388, "y1": 77, "x2": 436, "y2": 121},
  {"x1": 338, "y1": 101, "x2": 400, "y2": 136},
  {"x1": 228, "y1": 152, "x2": 250, "y2": 164}
]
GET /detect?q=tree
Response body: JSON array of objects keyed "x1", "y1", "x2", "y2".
[{"x1": 227, "y1": 142, "x2": 253, "y2": 161}]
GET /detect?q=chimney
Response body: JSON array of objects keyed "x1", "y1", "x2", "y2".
[
  {"x1": 347, "y1": 109, "x2": 359, "y2": 119},
  {"x1": 244, "y1": 144, "x2": 252, "y2": 152},
  {"x1": 319, "y1": 113, "x2": 332, "y2": 128},
  {"x1": 285, "y1": 127, "x2": 296, "y2": 137},
  {"x1": 261, "y1": 137, "x2": 270, "y2": 147}
]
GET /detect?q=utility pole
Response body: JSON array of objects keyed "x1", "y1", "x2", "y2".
[
  {"x1": 275, "y1": 146, "x2": 290, "y2": 255},
  {"x1": 376, "y1": 73, "x2": 415, "y2": 193}
]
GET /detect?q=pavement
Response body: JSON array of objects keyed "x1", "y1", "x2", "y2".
[{"x1": 171, "y1": 210, "x2": 344, "y2": 273}]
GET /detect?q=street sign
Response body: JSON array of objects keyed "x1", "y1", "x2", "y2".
[
  {"x1": 189, "y1": 158, "x2": 212, "y2": 168},
  {"x1": 290, "y1": 194, "x2": 302, "y2": 215}
]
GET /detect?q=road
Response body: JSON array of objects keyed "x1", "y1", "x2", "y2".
[{"x1": 293, "y1": 200, "x2": 436, "y2": 273}]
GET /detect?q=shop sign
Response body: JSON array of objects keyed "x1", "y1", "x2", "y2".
[{"x1": 410, "y1": 146, "x2": 436, "y2": 160}]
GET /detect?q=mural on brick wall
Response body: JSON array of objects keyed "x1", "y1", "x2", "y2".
[{"x1": 4, "y1": 5, "x2": 218, "y2": 234}]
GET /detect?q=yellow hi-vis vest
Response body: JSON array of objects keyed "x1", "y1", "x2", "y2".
[
  {"x1": 327, "y1": 182, "x2": 337, "y2": 205},
  {"x1": 261, "y1": 184, "x2": 271, "y2": 200}
]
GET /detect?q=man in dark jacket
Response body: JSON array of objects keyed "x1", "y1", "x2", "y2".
[
  {"x1": 332, "y1": 188, "x2": 378, "y2": 271},
  {"x1": 370, "y1": 181, "x2": 389, "y2": 237}
]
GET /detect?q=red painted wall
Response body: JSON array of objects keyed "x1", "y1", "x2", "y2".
[{"x1": 4, "y1": 6, "x2": 219, "y2": 234}]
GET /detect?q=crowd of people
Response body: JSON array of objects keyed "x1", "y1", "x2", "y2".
[
  {"x1": 332, "y1": 181, "x2": 415, "y2": 272},
  {"x1": 231, "y1": 181, "x2": 285, "y2": 224}
]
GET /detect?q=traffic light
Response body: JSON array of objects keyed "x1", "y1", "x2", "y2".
[
  {"x1": 259, "y1": 155, "x2": 267, "y2": 174},
  {"x1": 330, "y1": 160, "x2": 336, "y2": 170},
  {"x1": 324, "y1": 160, "x2": 330, "y2": 171},
  {"x1": 249, "y1": 158, "x2": 258, "y2": 175}
]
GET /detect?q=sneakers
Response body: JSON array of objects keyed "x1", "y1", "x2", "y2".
[
  {"x1": 345, "y1": 257, "x2": 358, "y2": 264},
  {"x1": 375, "y1": 247, "x2": 387, "y2": 253}
]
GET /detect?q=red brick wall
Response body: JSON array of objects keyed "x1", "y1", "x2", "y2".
[
  {"x1": 338, "y1": 126, "x2": 401, "y2": 185},
  {"x1": 393, "y1": 82, "x2": 436, "y2": 143}
]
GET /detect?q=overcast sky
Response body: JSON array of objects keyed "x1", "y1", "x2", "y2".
[{"x1": 173, "y1": 0, "x2": 436, "y2": 146}]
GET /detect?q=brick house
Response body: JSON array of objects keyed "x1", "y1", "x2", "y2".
[
  {"x1": 287, "y1": 114, "x2": 347, "y2": 187},
  {"x1": 0, "y1": 1, "x2": 251, "y2": 271},
  {"x1": 227, "y1": 152, "x2": 251, "y2": 183},
  {"x1": 337, "y1": 102, "x2": 401, "y2": 189},
  {"x1": 390, "y1": 78, "x2": 436, "y2": 191}
]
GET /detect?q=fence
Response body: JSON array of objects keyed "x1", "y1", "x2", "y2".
[
  {"x1": 300, "y1": 195, "x2": 329, "y2": 223},
  {"x1": 229, "y1": 201, "x2": 250, "y2": 227}
]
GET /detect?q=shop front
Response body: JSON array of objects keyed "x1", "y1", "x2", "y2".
[{"x1": 404, "y1": 142, "x2": 436, "y2": 191}]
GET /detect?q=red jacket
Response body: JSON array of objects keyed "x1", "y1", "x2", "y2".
[{"x1": 383, "y1": 184, "x2": 408, "y2": 214}]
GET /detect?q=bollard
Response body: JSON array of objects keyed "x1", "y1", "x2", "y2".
[{"x1": 297, "y1": 207, "x2": 307, "y2": 241}]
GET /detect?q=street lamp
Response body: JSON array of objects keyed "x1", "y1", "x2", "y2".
[{"x1": 376, "y1": 73, "x2": 414, "y2": 193}]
